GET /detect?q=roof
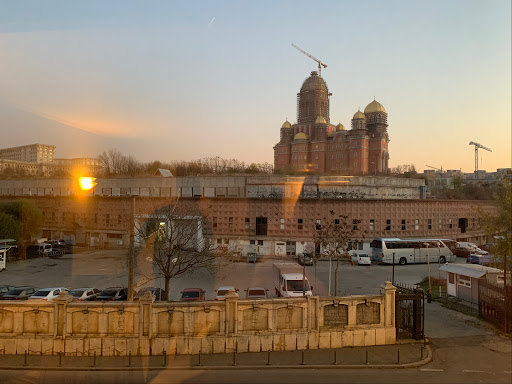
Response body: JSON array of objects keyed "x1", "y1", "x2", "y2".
[
  {"x1": 440, "y1": 263, "x2": 503, "y2": 278},
  {"x1": 364, "y1": 99, "x2": 386, "y2": 114},
  {"x1": 300, "y1": 71, "x2": 328, "y2": 93},
  {"x1": 154, "y1": 168, "x2": 174, "y2": 177}
]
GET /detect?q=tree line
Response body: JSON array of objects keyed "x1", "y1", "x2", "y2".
[{"x1": 98, "y1": 149, "x2": 274, "y2": 177}]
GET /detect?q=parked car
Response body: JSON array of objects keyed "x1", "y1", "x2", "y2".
[
  {"x1": 69, "y1": 288, "x2": 102, "y2": 301},
  {"x1": 29, "y1": 287, "x2": 69, "y2": 301},
  {"x1": 467, "y1": 254, "x2": 491, "y2": 266},
  {"x1": 440, "y1": 239, "x2": 457, "y2": 251},
  {"x1": 180, "y1": 288, "x2": 206, "y2": 301},
  {"x1": 95, "y1": 287, "x2": 128, "y2": 301},
  {"x1": 456, "y1": 242, "x2": 489, "y2": 255},
  {"x1": 245, "y1": 287, "x2": 268, "y2": 299},
  {"x1": 1, "y1": 286, "x2": 39, "y2": 300},
  {"x1": 0, "y1": 285, "x2": 16, "y2": 298},
  {"x1": 480, "y1": 243, "x2": 496, "y2": 253},
  {"x1": 298, "y1": 252, "x2": 313, "y2": 266},
  {"x1": 351, "y1": 252, "x2": 371, "y2": 265},
  {"x1": 214, "y1": 286, "x2": 238, "y2": 300},
  {"x1": 135, "y1": 287, "x2": 165, "y2": 301},
  {"x1": 452, "y1": 247, "x2": 472, "y2": 257},
  {"x1": 48, "y1": 239, "x2": 67, "y2": 249},
  {"x1": 26, "y1": 244, "x2": 52, "y2": 258}
]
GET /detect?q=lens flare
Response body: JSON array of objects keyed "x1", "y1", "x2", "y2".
[{"x1": 78, "y1": 177, "x2": 97, "y2": 191}]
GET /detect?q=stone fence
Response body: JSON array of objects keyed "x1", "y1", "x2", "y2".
[{"x1": 0, "y1": 283, "x2": 396, "y2": 356}]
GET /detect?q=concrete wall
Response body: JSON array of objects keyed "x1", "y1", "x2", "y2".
[
  {"x1": 0, "y1": 283, "x2": 396, "y2": 356},
  {"x1": 0, "y1": 175, "x2": 424, "y2": 200}
]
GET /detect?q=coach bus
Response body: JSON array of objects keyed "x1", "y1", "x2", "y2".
[{"x1": 371, "y1": 237, "x2": 456, "y2": 265}]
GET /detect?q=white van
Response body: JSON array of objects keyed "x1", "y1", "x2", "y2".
[{"x1": 38, "y1": 243, "x2": 52, "y2": 256}]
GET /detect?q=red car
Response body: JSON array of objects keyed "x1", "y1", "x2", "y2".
[{"x1": 180, "y1": 288, "x2": 206, "y2": 301}]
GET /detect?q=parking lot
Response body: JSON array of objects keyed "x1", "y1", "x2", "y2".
[{"x1": 0, "y1": 249, "x2": 467, "y2": 300}]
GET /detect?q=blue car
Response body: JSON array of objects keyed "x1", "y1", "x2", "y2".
[{"x1": 466, "y1": 254, "x2": 491, "y2": 266}]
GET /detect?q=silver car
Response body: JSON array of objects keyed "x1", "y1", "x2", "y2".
[
  {"x1": 29, "y1": 287, "x2": 69, "y2": 301},
  {"x1": 69, "y1": 288, "x2": 102, "y2": 301}
]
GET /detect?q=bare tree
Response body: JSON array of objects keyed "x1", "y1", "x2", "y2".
[
  {"x1": 313, "y1": 214, "x2": 362, "y2": 296},
  {"x1": 135, "y1": 199, "x2": 229, "y2": 301}
]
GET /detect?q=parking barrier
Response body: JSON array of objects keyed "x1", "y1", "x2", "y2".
[{"x1": 365, "y1": 349, "x2": 369, "y2": 365}]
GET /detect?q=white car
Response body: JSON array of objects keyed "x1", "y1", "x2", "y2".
[
  {"x1": 215, "y1": 286, "x2": 238, "y2": 300},
  {"x1": 246, "y1": 287, "x2": 269, "y2": 299},
  {"x1": 29, "y1": 287, "x2": 69, "y2": 301},
  {"x1": 351, "y1": 252, "x2": 371, "y2": 265},
  {"x1": 69, "y1": 288, "x2": 102, "y2": 301}
]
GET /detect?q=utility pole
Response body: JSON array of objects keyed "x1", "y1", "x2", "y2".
[{"x1": 128, "y1": 195, "x2": 135, "y2": 301}]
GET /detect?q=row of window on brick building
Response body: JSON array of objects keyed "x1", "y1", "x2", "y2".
[
  {"x1": 43, "y1": 211, "x2": 125, "y2": 226},
  {"x1": 212, "y1": 217, "x2": 480, "y2": 231}
]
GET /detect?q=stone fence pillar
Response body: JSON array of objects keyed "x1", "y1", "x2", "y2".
[
  {"x1": 53, "y1": 291, "x2": 73, "y2": 338},
  {"x1": 139, "y1": 291, "x2": 155, "y2": 338},
  {"x1": 224, "y1": 289, "x2": 239, "y2": 335},
  {"x1": 383, "y1": 281, "x2": 396, "y2": 327}
]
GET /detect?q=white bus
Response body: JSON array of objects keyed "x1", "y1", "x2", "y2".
[{"x1": 371, "y1": 237, "x2": 456, "y2": 265}]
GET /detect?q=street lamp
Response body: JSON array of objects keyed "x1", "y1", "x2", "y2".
[{"x1": 424, "y1": 242, "x2": 432, "y2": 303}]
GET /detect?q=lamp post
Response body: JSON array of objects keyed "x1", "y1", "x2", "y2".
[
  {"x1": 128, "y1": 195, "x2": 135, "y2": 301},
  {"x1": 425, "y1": 242, "x2": 432, "y2": 303}
]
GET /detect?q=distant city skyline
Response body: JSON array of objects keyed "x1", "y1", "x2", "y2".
[{"x1": 0, "y1": 0, "x2": 510, "y2": 173}]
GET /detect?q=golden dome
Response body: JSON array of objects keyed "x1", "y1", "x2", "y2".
[
  {"x1": 281, "y1": 120, "x2": 292, "y2": 129},
  {"x1": 300, "y1": 71, "x2": 328, "y2": 93},
  {"x1": 353, "y1": 110, "x2": 365, "y2": 120},
  {"x1": 315, "y1": 116, "x2": 327, "y2": 124},
  {"x1": 336, "y1": 123, "x2": 345, "y2": 131},
  {"x1": 294, "y1": 132, "x2": 309, "y2": 140},
  {"x1": 364, "y1": 99, "x2": 386, "y2": 114}
]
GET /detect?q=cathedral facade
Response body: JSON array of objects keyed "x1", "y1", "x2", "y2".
[{"x1": 273, "y1": 71, "x2": 390, "y2": 174}]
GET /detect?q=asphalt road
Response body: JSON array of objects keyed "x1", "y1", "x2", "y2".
[{"x1": 0, "y1": 249, "x2": 467, "y2": 300}]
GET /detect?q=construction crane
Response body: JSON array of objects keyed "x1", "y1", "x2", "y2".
[
  {"x1": 292, "y1": 43, "x2": 327, "y2": 77},
  {"x1": 426, "y1": 165, "x2": 443, "y2": 173},
  {"x1": 469, "y1": 141, "x2": 492, "y2": 179}
]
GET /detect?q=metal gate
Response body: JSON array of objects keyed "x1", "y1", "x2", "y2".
[
  {"x1": 395, "y1": 283, "x2": 424, "y2": 340},
  {"x1": 478, "y1": 280, "x2": 511, "y2": 333}
]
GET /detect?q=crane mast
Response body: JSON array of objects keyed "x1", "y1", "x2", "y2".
[
  {"x1": 291, "y1": 43, "x2": 327, "y2": 77},
  {"x1": 469, "y1": 141, "x2": 492, "y2": 179}
]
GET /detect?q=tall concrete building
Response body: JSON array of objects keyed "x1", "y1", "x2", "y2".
[
  {"x1": 0, "y1": 143, "x2": 56, "y2": 163},
  {"x1": 274, "y1": 71, "x2": 390, "y2": 174}
]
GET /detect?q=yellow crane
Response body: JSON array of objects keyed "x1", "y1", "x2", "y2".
[
  {"x1": 292, "y1": 43, "x2": 327, "y2": 77},
  {"x1": 469, "y1": 141, "x2": 492, "y2": 179}
]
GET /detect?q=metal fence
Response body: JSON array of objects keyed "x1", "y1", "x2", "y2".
[{"x1": 478, "y1": 280, "x2": 511, "y2": 333}]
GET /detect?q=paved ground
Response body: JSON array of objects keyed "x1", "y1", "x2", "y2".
[{"x1": 0, "y1": 249, "x2": 466, "y2": 299}]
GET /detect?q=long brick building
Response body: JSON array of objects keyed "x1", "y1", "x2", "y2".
[
  {"x1": 274, "y1": 71, "x2": 390, "y2": 174},
  {"x1": 0, "y1": 176, "x2": 494, "y2": 257}
]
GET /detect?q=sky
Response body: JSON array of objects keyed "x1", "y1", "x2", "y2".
[{"x1": 0, "y1": 0, "x2": 510, "y2": 173}]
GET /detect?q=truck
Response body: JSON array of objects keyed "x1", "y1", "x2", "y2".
[{"x1": 273, "y1": 263, "x2": 313, "y2": 297}]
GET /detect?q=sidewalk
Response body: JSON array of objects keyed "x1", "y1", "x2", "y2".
[{"x1": 0, "y1": 341, "x2": 431, "y2": 371}]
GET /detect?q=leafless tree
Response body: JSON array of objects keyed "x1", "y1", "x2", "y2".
[
  {"x1": 134, "y1": 199, "x2": 230, "y2": 301},
  {"x1": 313, "y1": 214, "x2": 362, "y2": 296}
]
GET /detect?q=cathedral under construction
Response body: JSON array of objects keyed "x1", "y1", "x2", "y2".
[{"x1": 273, "y1": 71, "x2": 390, "y2": 174}]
